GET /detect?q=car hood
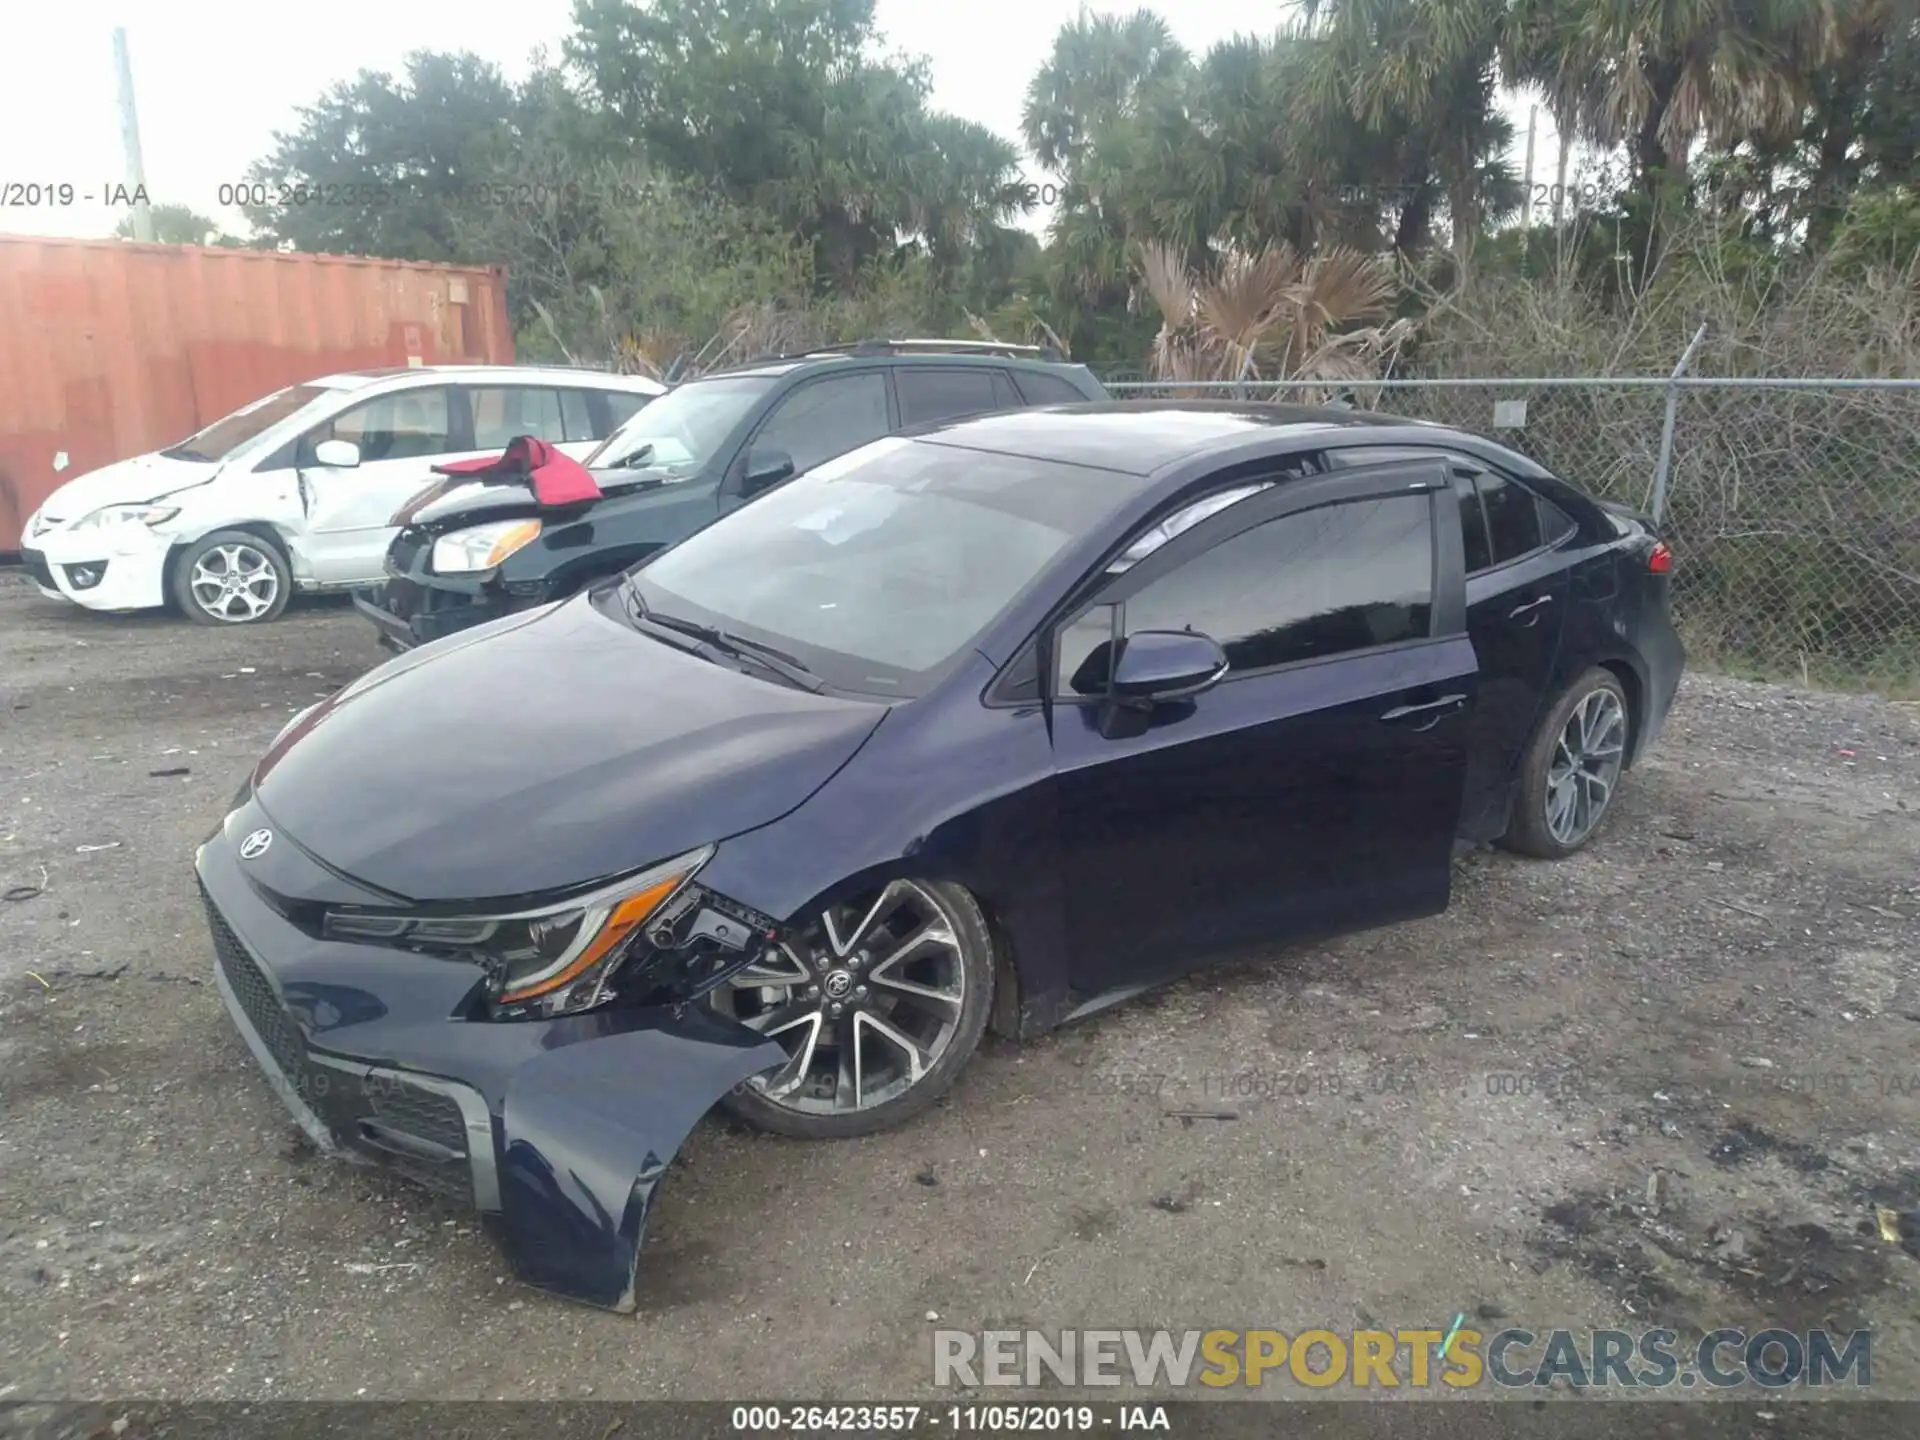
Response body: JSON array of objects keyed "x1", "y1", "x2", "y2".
[
  {"x1": 401, "y1": 469, "x2": 680, "y2": 535},
  {"x1": 251, "y1": 594, "x2": 890, "y2": 904},
  {"x1": 32, "y1": 451, "x2": 223, "y2": 525}
]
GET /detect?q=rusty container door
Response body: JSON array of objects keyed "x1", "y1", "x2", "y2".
[{"x1": 0, "y1": 237, "x2": 513, "y2": 549}]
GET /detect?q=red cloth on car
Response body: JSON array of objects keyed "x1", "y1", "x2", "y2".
[{"x1": 430, "y1": 435, "x2": 603, "y2": 506}]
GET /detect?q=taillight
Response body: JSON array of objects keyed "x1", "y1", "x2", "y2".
[{"x1": 1647, "y1": 542, "x2": 1673, "y2": 574}]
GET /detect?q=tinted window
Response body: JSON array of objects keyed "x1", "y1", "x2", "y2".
[
  {"x1": 602, "y1": 390, "x2": 653, "y2": 431},
  {"x1": 1540, "y1": 496, "x2": 1577, "y2": 546},
  {"x1": 470, "y1": 387, "x2": 568, "y2": 449},
  {"x1": 1478, "y1": 471, "x2": 1543, "y2": 562},
  {"x1": 1011, "y1": 371, "x2": 1088, "y2": 406},
  {"x1": 1118, "y1": 494, "x2": 1434, "y2": 677},
  {"x1": 1456, "y1": 475, "x2": 1492, "y2": 572},
  {"x1": 752, "y1": 373, "x2": 891, "y2": 474},
  {"x1": 312, "y1": 387, "x2": 454, "y2": 462},
  {"x1": 896, "y1": 368, "x2": 1004, "y2": 426},
  {"x1": 560, "y1": 389, "x2": 599, "y2": 442}
]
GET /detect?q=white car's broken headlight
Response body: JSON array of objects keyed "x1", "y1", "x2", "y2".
[{"x1": 70, "y1": 503, "x2": 179, "y2": 531}]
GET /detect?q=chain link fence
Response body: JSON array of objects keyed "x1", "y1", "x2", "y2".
[{"x1": 1102, "y1": 376, "x2": 1920, "y2": 696}]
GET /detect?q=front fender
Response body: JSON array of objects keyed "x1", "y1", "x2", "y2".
[{"x1": 493, "y1": 1005, "x2": 786, "y2": 1312}]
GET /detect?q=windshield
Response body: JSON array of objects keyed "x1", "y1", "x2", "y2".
[
  {"x1": 584, "y1": 375, "x2": 776, "y2": 472},
  {"x1": 160, "y1": 383, "x2": 336, "y2": 462},
  {"x1": 627, "y1": 436, "x2": 1145, "y2": 696}
]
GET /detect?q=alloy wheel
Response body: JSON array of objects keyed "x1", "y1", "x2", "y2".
[
  {"x1": 189, "y1": 542, "x2": 280, "y2": 622},
  {"x1": 714, "y1": 880, "x2": 969, "y2": 1115},
  {"x1": 1545, "y1": 687, "x2": 1626, "y2": 846}
]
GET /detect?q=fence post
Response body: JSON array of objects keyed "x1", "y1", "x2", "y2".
[{"x1": 1649, "y1": 322, "x2": 1708, "y2": 525}]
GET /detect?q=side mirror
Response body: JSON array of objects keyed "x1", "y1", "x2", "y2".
[
  {"x1": 1110, "y1": 629, "x2": 1228, "y2": 702},
  {"x1": 741, "y1": 447, "x2": 795, "y2": 496},
  {"x1": 312, "y1": 438, "x2": 361, "y2": 469}
]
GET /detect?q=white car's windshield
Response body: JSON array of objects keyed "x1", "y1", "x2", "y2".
[
  {"x1": 585, "y1": 375, "x2": 776, "y2": 472},
  {"x1": 626, "y1": 437, "x2": 1144, "y2": 697},
  {"x1": 159, "y1": 384, "x2": 336, "y2": 463}
]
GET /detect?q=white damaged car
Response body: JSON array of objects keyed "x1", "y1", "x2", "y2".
[{"x1": 18, "y1": 366, "x2": 664, "y2": 625}]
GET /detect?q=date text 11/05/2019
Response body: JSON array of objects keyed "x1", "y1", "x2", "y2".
[{"x1": 731, "y1": 1406, "x2": 1171, "y2": 1432}]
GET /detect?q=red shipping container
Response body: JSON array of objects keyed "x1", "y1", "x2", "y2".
[{"x1": 0, "y1": 236, "x2": 512, "y2": 549}]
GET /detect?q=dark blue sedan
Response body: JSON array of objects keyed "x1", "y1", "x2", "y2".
[{"x1": 194, "y1": 402, "x2": 1683, "y2": 1311}]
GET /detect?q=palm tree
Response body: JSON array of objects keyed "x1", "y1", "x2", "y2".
[
  {"x1": 1133, "y1": 239, "x2": 1413, "y2": 389},
  {"x1": 1503, "y1": 0, "x2": 1844, "y2": 207},
  {"x1": 1299, "y1": 0, "x2": 1519, "y2": 273}
]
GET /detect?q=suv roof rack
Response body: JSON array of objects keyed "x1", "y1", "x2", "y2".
[
  {"x1": 812, "y1": 337, "x2": 1064, "y2": 362},
  {"x1": 725, "y1": 337, "x2": 1067, "y2": 369}
]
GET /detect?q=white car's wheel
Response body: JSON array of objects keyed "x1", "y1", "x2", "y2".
[{"x1": 171, "y1": 531, "x2": 292, "y2": 626}]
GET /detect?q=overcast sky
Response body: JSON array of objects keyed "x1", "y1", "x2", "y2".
[{"x1": 0, "y1": 0, "x2": 1565, "y2": 242}]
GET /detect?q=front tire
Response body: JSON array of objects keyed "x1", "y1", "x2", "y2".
[
  {"x1": 711, "y1": 878, "x2": 995, "y2": 1139},
  {"x1": 1501, "y1": 667, "x2": 1631, "y2": 859},
  {"x1": 171, "y1": 530, "x2": 292, "y2": 625}
]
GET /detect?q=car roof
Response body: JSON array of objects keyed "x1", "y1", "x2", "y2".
[
  {"x1": 694, "y1": 351, "x2": 1094, "y2": 383},
  {"x1": 307, "y1": 365, "x2": 664, "y2": 391},
  {"x1": 910, "y1": 400, "x2": 1432, "y2": 475}
]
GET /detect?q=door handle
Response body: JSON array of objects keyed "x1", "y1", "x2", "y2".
[
  {"x1": 1509, "y1": 594, "x2": 1554, "y2": 620},
  {"x1": 1380, "y1": 693, "x2": 1467, "y2": 727}
]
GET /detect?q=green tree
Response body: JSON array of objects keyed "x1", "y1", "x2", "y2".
[
  {"x1": 1300, "y1": 1, "x2": 1523, "y2": 274},
  {"x1": 115, "y1": 203, "x2": 228, "y2": 246},
  {"x1": 242, "y1": 50, "x2": 522, "y2": 259},
  {"x1": 567, "y1": 0, "x2": 1023, "y2": 287}
]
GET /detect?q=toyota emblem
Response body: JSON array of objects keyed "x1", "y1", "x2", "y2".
[{"x1": 239, "y1": 828, "x2": 274, "y2": 860}]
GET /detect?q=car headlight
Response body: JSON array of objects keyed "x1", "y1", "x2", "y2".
[
  {"x1": 323, "y1": 845, "x2": 717, "y2": 1019},
  {"x1": 430, "y1": 520, "x2": 543, "y2": 574},
  {"x1": 71, "y1": 504, "x2": 180, "y2": 531}
]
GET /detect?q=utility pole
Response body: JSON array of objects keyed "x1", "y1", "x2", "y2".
[
  {"x1": 1521, "y1": 105, "x2": 1538, "y2": 228},
  {"x1": 113, "y1": 27, "x2": 155, "y2": 242}
]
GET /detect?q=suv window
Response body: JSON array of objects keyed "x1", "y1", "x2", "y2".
[
  {"x1": 1011, "y1": 371, "x2": 1088, "y2": 406},
  {"x1": 602, "y1": 389, "x2": 653, "y2": 431},
  {"x1": 470, "y1": 387, "x2": 573, "y2": 449},
  {"x1": 1056, "y1": 493, "x2": 1435, "y2": 694},
  {"x1": 559, "y1": 389, "x2": 601, "y2": 441},
  {"x1": 895, "y1": 368, "x2": 1006, "y2": 426},
  {"x1": 752, "y1": 372, "x2": 890, "y2": 475},
  {"x1": 309, "y1": 387, "x2": 454, "y2": 462}
]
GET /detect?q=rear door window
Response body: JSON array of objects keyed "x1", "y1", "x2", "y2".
[{"x1": 895, "y1": 368, "x2": 1005, "y2": 426}]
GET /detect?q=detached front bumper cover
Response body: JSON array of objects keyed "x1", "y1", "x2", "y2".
[{"x1": 200, "y1": 835, "x2": 786, "y2": 1312}]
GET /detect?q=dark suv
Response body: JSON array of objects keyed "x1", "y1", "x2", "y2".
[{"x1": 355, "y1": 340, "x2": 1109, "y2": 650}]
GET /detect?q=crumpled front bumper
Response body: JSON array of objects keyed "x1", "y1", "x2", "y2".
[{"x1": 195, "y1": 827, "x2": 786, "y2": 1312}]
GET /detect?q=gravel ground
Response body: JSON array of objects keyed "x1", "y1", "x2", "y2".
[{"x1": 3, "y1": 568, "x2": 1920, "y2": 1413}]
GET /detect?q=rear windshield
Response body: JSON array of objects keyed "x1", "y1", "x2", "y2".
[{"x1": 161, "y1": 384, "x2": 337, "y2": 462}]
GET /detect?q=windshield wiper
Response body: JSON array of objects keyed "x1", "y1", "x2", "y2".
[
  {"x1": 625, "y1": 594, "x2": 824, "y2": 692},
  {"x1": 603, "y1": 442, "x2": 655, "y2": 470}
]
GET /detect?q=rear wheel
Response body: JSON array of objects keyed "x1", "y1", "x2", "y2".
[
  {"x1": 1501, "y1": 668, "x2": 1630, "y2": 858},
  {"x1": 171, "y1": 530, "x2": 292, "y2": 625},
  {"x1": 711, "y1": 878, "x2": 995, "y2": 1138}
]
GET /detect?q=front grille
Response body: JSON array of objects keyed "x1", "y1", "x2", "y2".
[
  {"x1": 20, "y1": 548, "x2": 56, "y2": 590},
  {"x1": 203, "y1": 890, "x2": 305, "y2": 1079},
  {"x1": 367, "y1": 1077, "x2": 469, "y2": 1156}
]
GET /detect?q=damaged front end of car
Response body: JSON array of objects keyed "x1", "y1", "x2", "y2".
[{"x1": 196, "y1": 803, "x2": 791, "y2": 1313}]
